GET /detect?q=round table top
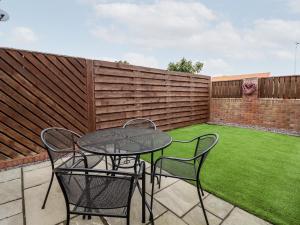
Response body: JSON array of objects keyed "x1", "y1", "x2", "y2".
[{"x1": 77, "y1": 128, "x2": 172, "y2": 156}]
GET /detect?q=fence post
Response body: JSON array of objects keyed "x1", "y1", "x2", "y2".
[
  {"x1": 86, "y1": 59, "x2": 96, "y2": 132},
  {"x1": 208, "y1": 76, "x2": 212, "y2": 121}
]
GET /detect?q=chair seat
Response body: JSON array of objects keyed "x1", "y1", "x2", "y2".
[
  {"x1": 156, "y1": 158, "x2": 197, "y2": 180},
  {"x1": 59, "y1": 154, "x2": 104, "y2": 169}
]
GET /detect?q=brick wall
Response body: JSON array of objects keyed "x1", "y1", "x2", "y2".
[{"x1": 210, "y1": 78, "x2": 300, "y2": 133}]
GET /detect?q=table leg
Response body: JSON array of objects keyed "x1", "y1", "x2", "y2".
[
  {"x1": 150, "y1": 152, "x2": 154, "y2": 183},
  {"x1": 142, "y1": 163, "x2": 146, "y2": 223}
]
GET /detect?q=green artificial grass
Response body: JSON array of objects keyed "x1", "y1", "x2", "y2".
[{"x1": 142, "y1": 124, "x2": 300, "y2": 225}]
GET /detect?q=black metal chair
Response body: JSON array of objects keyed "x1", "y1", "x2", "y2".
[
  {"x1": 55, "y1": 161, "x2": 151, "y2": 225},
  {"x1": 40, "y1": 127, "x2": 106, "y2": 209},
  {"x1": 150, "y1": 133, "x2": 219, "y2": 225},
  {"x1": 115, "y1": 118, "x2": 158, "y2": 172},
  {"x1": 123, "y1": 118, "x2": 157, "y2": 130}
]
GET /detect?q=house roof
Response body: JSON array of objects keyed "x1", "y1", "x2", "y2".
[{"x1": 212, "y1": 72, "x2": 271, "y2": 81}]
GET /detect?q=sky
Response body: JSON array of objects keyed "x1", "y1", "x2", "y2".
[{"x1": 0, "y1": 0, "x2": 300, "y2": 76}]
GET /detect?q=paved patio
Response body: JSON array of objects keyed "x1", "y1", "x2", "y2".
[{"x1": 0, "y1": 160, "x2": 272, "y2": 225}]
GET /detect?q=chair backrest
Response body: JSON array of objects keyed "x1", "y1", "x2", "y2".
[
  {"x1": 194, "y1": 134, "x2": 219, "y2": 169},
  {"x1": 40, "y1": 127, "x2": 81, "y2": 165},
  {"x1": 123, "y1": 118, "x2": 157, "y2": 130},
  {"x1": 55, "y1": 169, "x2": 136, "y2": 211}
]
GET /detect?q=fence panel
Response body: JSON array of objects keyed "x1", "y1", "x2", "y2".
[
  {"x1": 212, "y1": 80, "x2": 242, "y2": 98},
  {"x1": 0, "y1": 48, "x2": 89, "y2": 161},
  {"x1": 93, "y1": 60, "x2": 210, "y2": 131},
  {"x1": 258, "y1": 76, "x2": 300, "y2": 99}
]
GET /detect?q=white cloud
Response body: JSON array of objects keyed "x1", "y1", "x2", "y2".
[
  {"x1": 11, "y1": 27, "x2": 38, "y2": 43},
  {"x1": 91, "y1": 25, "x2": 125, "y2": 43},
  {"x1": 89, "y1": 1, "x2": 300, "y2": 58},
  {"x1": 86, "y1": 0, "x2": 300, "y2": 74},
  {"x1": 271, "y1": 50, "x2": 294, "y2": 60},
  {"x1": 245, "y1": 19, "x2": 300, "y2": 48},
  {"x1": 94, "y1": 1, "x2": 216, "y2": 25},
  {"x1": 90, "y1": 0, "x2": 216, "y2": 48},
  {"x1": 78, "y1": 52, "x2": 158, "y2": 67},
  {"x1": 202, "y1": 58, "x2": 233, "y2": 75},
  {"x1": 288, "y1": 0, "x2": 300, "y2": 13},
  {"x1": 122, "y1": 52, "x2": 159, "y2": 67}
]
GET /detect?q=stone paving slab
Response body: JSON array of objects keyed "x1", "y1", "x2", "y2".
[
  {"x1": 105, "y1": 192, "x2": 167, "y2": 225},
  {"x1": 203, "y1": 194, "x2": 234, "y2": 219},
  {"x1": 144, "y1": 168, "x2": 179, "y2": 194},
  {"x1": 0, "y1": 168, "x2": 21, "y2": 183},
  {"x1": 22, "y1": 161, "x2": 51, "y2": 172},
  {"x1": 154, "y1": 180, "x2": 206, "y2": 217},
  {"x1": 0, "y1": 179, "x2": 21, "y2": 204},
  {"x1": 0, "y1": 213, "x2": 23, "y2": 225},
  {"x1": 24, "y1": 179, "x2": 66, "y2": 225},
  {"x1": 23, "y1": 166, "x2": 52, "y2": 189},
  {"x1": 0, "y1": 199, "x2": 22, "y2": 220},
  {"x1": 58, "y1": 216, "x2": 105, "y2": 225},
  {"x1": 183, "y1": 206, "x2": 222, "y2": 225},
  {"x1": 93, "y1": 160, "x2": 110, "y2": 170},
  {"x1": 154, "y1": 211, "x2": 187, "y2": 225},
  {"x1": 222, "y1": 207, "x2": 272, "y2": 225}
]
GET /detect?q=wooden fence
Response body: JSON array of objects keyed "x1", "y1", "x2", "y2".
[
  {"x1": 258, "y1": 76, "x2": 300, "y2": 99},
  {"x1": 0, "y1": 48, "x2": 89, "y2": 162},
  {"x1": 0, "y1": 48, "x2": 210, "y2": 165},
  {"x1": 212, "y1": 76, "x2": 300, "y2": 99},
  {"x1": 212, "y1": 80, "x2": 242, "y2": 98},
  {"x1": 93, "y1": 61, "x2": 210, "y2": 131}
]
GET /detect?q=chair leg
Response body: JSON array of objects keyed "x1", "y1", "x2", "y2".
[
  {"x1": 198, "y1": 179, "x2": 205, "y2": 196},
  {"x1": 105, "y1": 156, "x2": 108, "y2": 170},
  {"x1": 150, "y1": 168, "x2": 155, "y2": 217},
  {"x1": 142, "y1": 163, "x2": 146, "y2": 223},
  {"x1": 41, "y1": 171, "x2": 54, "y2": 209},
  {"x1": 158, "y1": 149, "x2": 164, "y2": 188},
  {"x1": 127, "y1": 215, "x2": 130, "y2": 225},
  {"x1": 149, "y1": 208, "x2": 154, "y2": 225},
  {"x1": 65, "y1": 206, "x2": 70, "y2": 225},
  {"x1": 197, "y1": 182, "x2": 209, "y2": 225},
  {"x1": 150, "y1": 153, "x2": 154, "y2": 183},
  {"x1": 65, "y1": 213, "x2": 70, "y2": 225},
  {"x1": 133, "y1": 155, "x2": 139, "y2": 175}
]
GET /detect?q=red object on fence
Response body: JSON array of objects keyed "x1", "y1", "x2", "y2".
[{"x1": 242, "y1": 81, "x2": 256, "y2": 95}]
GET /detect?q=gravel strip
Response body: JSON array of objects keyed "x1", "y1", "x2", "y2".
[{"x1": 207, "y1": 122, "x2": 300, "y2": 137}]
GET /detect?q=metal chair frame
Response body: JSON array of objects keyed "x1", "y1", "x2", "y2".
[
  {"x1": 150, "y1": 133, "x2": 219, "y2": 225},
  {"x1": 40, "y1": 127, "x2": 107, "y2": 209},
  {"x1": 55, "y1": 161, "x2": 153, "y2": 225},
  {"x1": 116, "y1": 118, "x2": 159, "y2": 178}
]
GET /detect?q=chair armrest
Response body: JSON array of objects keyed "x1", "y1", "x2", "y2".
[
  {"x1": 172, "y1": 136, "x2": 199, "y2": 143},
  {"x1": 172, "y1": 140, "x2": 193, "y2": 143},
  {"x1": 158, "y1": 156, "x2": 194, "y2": 162}
]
